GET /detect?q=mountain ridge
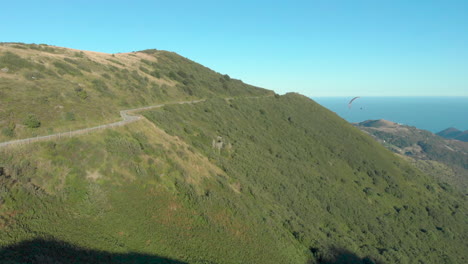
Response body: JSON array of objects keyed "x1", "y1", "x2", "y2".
[
  {"x1": 0, "y1": 43, "x2": 467, "y2": 264},
  {"x1": 0, "y1": 42, "x2": 272, "y2": 142},
  {"x1": 437, "y1": 127, "x2": 468, "y2": 142}
]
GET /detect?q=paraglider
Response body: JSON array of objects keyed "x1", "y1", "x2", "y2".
[{"x1": 348, "y1": 96, "x2": 360, "y2": 109}]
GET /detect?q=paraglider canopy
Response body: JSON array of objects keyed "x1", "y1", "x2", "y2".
[{"x1": 348, "y1": 96, "x2": 360, "y2": 109}]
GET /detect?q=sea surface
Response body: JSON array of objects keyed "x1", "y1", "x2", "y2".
[{"x1": 312, "y1": 97, "x2": 468, "y2": 133}]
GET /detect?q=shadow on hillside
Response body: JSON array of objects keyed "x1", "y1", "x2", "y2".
[
  {"x1": 0, "y1": 238, "x2": 188, "y2": 264},
  {"x1": 309, "y1": 247, "x2": 385, "y2": 264}
]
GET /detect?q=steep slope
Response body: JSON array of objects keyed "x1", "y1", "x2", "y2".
[
  {"x1": 0, "y1": 45, "x2": 467, "y2": 264},
  {"x1": 1, "y1": 119, "x2": 304, "y2": 264},
  {"x1": 143, "y1": 94, "x2": 467, "y2": 264},
  {"x1": 0, "y1": 42, "x2": 272, "y2": 142}
]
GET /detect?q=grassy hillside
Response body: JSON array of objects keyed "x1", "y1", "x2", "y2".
[
  {"x1": 1, "y1": 120, "x2": 304, "y2": 264},
  {"x1": 0, "y1": 44, "x2": 466, "y2": 264},
  {"x1": 0, "y1": 43, "x2": 271, "y2": 142},
  {"x1": 143, "y1": 94, "x2": 467, "y2": 263}
]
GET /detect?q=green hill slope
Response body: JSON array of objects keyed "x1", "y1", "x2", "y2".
[
  {"x1": 0, "y1": 43, "x2": 271, "y2": 142},
  {"x1": 143, "y1": 94, "x2": 467, "y2": 263},
  {"x1": 0, "y1": 44, "x2": 467, "y2": 264}
]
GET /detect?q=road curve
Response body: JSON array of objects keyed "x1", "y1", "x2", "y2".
[{"x1": 0, "y1": 99, "x2": 206, "y2": 148}]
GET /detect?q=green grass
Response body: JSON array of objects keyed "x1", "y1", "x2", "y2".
[
  {"x1": 0, "y1": 42, "x2": 272, "y2": 142},
  {"x1": 0, "y1": 121, "x2": 304, "y2": 263},
  {"x1": 1, "y1": 94, "x2": 466, "y2": 264},
  {"x1": 143, "y1": 94, "x2": 468, "y2": 264},
  {"x1": 0, "y1": 43, "x2": 466, "y2": 264}
]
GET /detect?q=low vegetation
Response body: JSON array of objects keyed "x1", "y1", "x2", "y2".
[
  {"x1": 143, "y1": 94, "x2": 467, "y2": 263},
  {"x1": 355, "y1": 120, "x2": 468, "y2": 192},
  {"x1": 0, "y1": 43, "x2": 466, "y2": 264},
  {"x1": 0, "y1": 120, "x2": 301, "y2": 263},
  {"x1": 0, "y1": 42, "x2": 271, "y2": 142}
]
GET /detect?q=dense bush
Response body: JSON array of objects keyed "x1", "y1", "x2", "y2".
[{"x1": 23, "y1": 114, "x2": 41, "y2": 128}]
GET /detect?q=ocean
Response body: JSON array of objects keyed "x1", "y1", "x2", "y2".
[{"x1": 312, "y1": 97, "x2": 468, "y2": 133}]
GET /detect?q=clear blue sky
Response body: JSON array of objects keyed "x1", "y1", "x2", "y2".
[{"x1": 2, "y1": 0, "x2": 467, "y2": 96}]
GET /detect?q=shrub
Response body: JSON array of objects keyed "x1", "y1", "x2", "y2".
[
  {"x1": 177, "y1": 70, "x2": 188, "y2": 79},
  {"x1": 141, "y1": 59, "x2": 157, "y2": 66},
  {"x1": 2, "y1": 122, "x2": 16, "y2": 137},
  {"x1": 150, "y1": 70, "x2": 161, "y2": 78},
  {"x1": 104, "y1": 134, "x2": 142, "y2": 159},
  {"x1": 101, "y1": 73, "x2": 111, "y2": 79},
  {"x1": 2, "y1": 127, "x2": 15, "y2": 137},
  {"x1": 74, "y1": 52, "x2": 85, "y2": 58},
  {"x1": 168, "y1": 71, "x2": 178, "y2": 81},
  {"x1": 0, "y1": 52, "x2": 34, "y2": 72},
  {"x1": 63, "y1": 58, "x2": 91, "y2": 72},
  {"x1": 139, "y1": 49, "x2": 158, "y2": 55},
  {"x1": 29, "y1": 44, "x2": 57, "y2": 53},
  {"x1": 363, "y1": 187, "x2": 375, "y2": 196},
  {"x1": 23, "y1": 114, "x2": 41, "y2": 128},
  {"x1": 53, "y1": 61, "x2": 82, "y2": 76},
  {"x1": 11, "y1": 44, "x2": 27, "y2": 49},
  {"x1": 74, "y1": 87, "x2": 88, "y2": 100},
  {"x1": 91, "y1": 79, "x2": 111, "y2": 95},
  {"x1": 139, "y1": 66, "x2": 150, "y2": 74},
  {"x1": 64, "y1": 112, "x2": 76, "y2": 121}
]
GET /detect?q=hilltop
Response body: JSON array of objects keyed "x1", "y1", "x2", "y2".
[
  {"x1": 1, "y1": 44, "x2": 467, "y2": 264},
  {"x1": 357, "y1": 119, "x2": 399, "y2": 128},
  {"x1": 437, "y1": 127, "x2": 468, "y2": 142},
  {"x1": 0, "y1": 42, "x2": 271, "y2": 142}
]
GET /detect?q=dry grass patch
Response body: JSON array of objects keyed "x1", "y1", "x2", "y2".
[
  {"x1": 86, "y1": 170, "x2": 102, "y2": 181},
  {"x1": 139, "y1": 119, "x2": 225, "y2": 187}
]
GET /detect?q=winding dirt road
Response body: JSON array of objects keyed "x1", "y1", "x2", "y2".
[{"x1": 0, "y1": 99, "x2": 205, "y2": 148}]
